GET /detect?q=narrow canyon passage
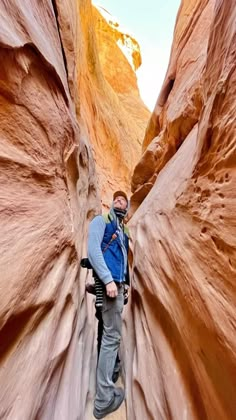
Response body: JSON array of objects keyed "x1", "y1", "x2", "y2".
[{"x1": 0, "y1": 1, "x2": 235, "y2": 420}]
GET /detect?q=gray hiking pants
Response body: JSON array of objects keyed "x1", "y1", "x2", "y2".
[{"x1": 94, "y1": 284, "x2": 124, "y2": 409}]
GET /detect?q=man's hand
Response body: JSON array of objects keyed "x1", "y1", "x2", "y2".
[{"x1": 106, "y1": 281, "x2": 118, "y2": 298}]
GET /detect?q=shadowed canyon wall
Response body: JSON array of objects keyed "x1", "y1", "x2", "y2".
[
  {"x1": 126, "y1": 0, "x2": 236, "y2": 419},
  {"x1": 0, "y1": 1, "x2": 96, "y2": 419},
  {"x1": 0, "y1": 0, "x2": 147, "y2": 419},
  {"x1": 0, "y1": 0, "x2": 235, "y2": 419},
  {"x1": 131, "y1": 0, "x2": 217, "y2": 211}
]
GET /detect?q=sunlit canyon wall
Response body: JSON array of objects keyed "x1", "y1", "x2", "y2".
[{"x1": 0, "y1": 0, "x2": 235, "y2": 419}]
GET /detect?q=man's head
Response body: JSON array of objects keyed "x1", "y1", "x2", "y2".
[
  {"x1": 112, "y1": 190, "x2": 129, "y2": 219},
  {"x1": 113, "y1": 191, "x2": 128, "y2": 210}
]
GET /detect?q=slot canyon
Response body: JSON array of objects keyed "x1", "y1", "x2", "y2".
[{"x1": 0, "y1": 0, "x2": 235, "y2": 419}]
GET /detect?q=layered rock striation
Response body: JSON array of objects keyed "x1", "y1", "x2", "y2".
[
  {"x1": 76, "y1": 2, "x2": 150, "y2": 208},
  {"x1": 0, "y1": 1, "x2": 96, "y2": 419},
  {"x1": 131, "y1": 0, "x2": 216, "y2": 211},
  {"x1": 126, "y1": 0, "x2": 236, "y2": 419},
  {"x1": 0, "y1": 0, "x2": 148, "y2": 419},
  {"x1": 1, "y1": 0, "x2": 235, "y2": 419}
]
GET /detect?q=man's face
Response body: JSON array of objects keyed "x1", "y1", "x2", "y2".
[{"x1": 113, "y1": 195, "x2": 127, "y2": 210}]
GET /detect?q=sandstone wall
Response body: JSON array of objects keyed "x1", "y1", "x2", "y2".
[
  {"x1": 1, "y1": 0, "x2": 235, "y2": 419},
  {"x1": 0, "y1": 0, "x2": 149, "y2": 419},
  {"x1": 126, "y1": 0, "x2": 236, "y2": 418},
  {"x1": 0, "y1": 1, "x2": 97, "y2": 419},
  {"x1": 75, "y1": 3, "x2": 150, "y2": 208},
  {"x1": 131, "y1": 0, "x2": 216, "y2": 212}
]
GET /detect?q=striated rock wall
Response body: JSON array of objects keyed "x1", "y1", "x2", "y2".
[
  {"x1": 93, "y1": 5, "x2": 142, "y2": 93},
  {"x1": 131, "y1": 0, "x2": 216, "y2": 211},
  {"x1": 93, "y1": 5, "x2": 150, "y2": 143},
  {"x1": 126, "y1": 0, "x2": 236, "y2": 418},
  {"x1": 0, "y1": 0, "x2": 149, "y2": 418},
  {"x1": 0, "y1": 1, "x2": 94, "y2": 419},
  {"x1": 1, "y1": 0, "x2": 235, "y2": 419},
  {"x1": 75, "y1": 2, "x2": 150, "y2": 208}
]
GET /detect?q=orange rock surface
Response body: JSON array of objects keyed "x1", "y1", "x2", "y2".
[
  {"x1": 0, "y1": 3, "x2": 80, "y2": 420},
  {"x1": 1, "y1": 0, "x2": 235, "y2": 419},
  {"x1": 126, "y1": 0, "x2": 236, "y2": 418},
  {"x1": 0, "y1": 0, "x2": 148, "y2": 419},
  {"x1": 131, "y1": 0, "x2": 216, "y2": 208},
  {"x1": 75, "y1": 3, "x2": 150, "y2": 208},
  {"x1": 0, "y1": 0, "x2": 102, "y2": 418}
]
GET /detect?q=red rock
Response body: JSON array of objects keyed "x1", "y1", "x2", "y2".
[
  {"x1": 0, "y1": 1, "x2": 95, "y2": 418},
  {"x1": 131, "y1": 0, "x2": 216, "y2": 200},
  {"x1": 0, "y1": 1, "x2": 149, "y2": 418},
  {"x1": 74, "y1": 2, "x2": 150, "y2": 208},
  {"x1": 126, "y1": 0, "x2": 236, "y2": 418},
  {"x1": 2, "y1": 0, "x2": 235, "y2": 418}
]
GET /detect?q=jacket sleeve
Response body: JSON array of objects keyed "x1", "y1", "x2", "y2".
[{"x1": 87, "y1": 215, "x2": 114, "y2": 285}]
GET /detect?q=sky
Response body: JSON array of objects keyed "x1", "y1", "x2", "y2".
[{"x1": 93, "y1": 0, "x2": 181, "y2": 110}]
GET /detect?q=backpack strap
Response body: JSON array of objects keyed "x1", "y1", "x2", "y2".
[
  {"x1": 102, "y1": 212, "x2": 129, "y2": 249},
  {"x1": 103, "y1": 213, "x2": 117, "y2": 232},
  {"x1": 102, "y1": 213, "x2": 112, "y2": 223},
  {"x1": 102, "y1": 213, "x2": 118, "y2": 254},
  {"x1": 124, "y1": 225, "x2": 129, "y2": 238}
]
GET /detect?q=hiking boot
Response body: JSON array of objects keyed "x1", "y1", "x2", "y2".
[{"x1": 93, "y1": 387, "x2": 125, "y2": 419}]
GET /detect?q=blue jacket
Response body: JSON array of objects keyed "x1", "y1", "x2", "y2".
[{"x1": 88, "y1": 211, "x2": 129, "y2": 285}]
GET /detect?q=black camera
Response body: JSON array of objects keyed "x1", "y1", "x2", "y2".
[
  {"x1": 80, "y1": 258, "x2": 93, "y2": 269},
  {"x1": 81, "y1": 258, "x2": 103, "y2": 308},
  {"x1": 81, "y1": 257, "x2": 128, "y2": 307}
]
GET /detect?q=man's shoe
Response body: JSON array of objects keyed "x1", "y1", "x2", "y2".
[{"x1": 93, "y1": 388, "x2": 125, "y2": 419}]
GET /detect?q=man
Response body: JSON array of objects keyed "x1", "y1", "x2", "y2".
[{"x1": 88, "y1": 190, "x2": 130, "y2": 419}]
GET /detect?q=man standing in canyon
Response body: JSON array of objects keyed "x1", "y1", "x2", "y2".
[{"x1": 87, "y1": 190, "x2": 130, "y2": 419}]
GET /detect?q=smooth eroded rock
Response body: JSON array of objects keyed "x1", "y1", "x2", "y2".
[{"x1": 126, "y1": 0, "x2": 236, "y2": 418}]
